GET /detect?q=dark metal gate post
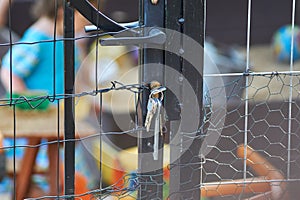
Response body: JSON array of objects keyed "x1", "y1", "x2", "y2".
[
  {"x1": 138, "y1": 0, "x2": 165, "y2": 199},
  {"x1": 166, "y1": 0, "x2": 204, "y2": 199},
  {"x1": 64, "y1": 1, "x2": 75, "y2": 198}
]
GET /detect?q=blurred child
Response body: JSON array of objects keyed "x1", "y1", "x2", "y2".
[
  {"x1": 0, "y1": 0, "x2": 82, "y2": 94},
  {"x1": 0, "y1": 0, "x2": 92, "y2": 197}
]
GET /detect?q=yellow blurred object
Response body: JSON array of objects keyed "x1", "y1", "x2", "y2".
[
  {"x1": 74, "y1": 96, "x2": 91, "y2": 120},
  {"x1": 58, "y1": 95, "x2": 91, "y2": 121},
  {"x1": 93, "y1": 140, "x2": 122, "y2": 185},
  {"x1": 75, "y1": 40, "x2": 138, "y2": 114},
  {"x1": 117, "y1": 144, "x2": 170, "y2": 172},
  {"x1": 0, "y1": 131, "x2": 3, "y2": 154},
  {"x1": 102, "y1": 67, "x2": 139, "y2": 114},
  {"x1": 93, "y1": 141, "x2": 171, "y2": 186}
]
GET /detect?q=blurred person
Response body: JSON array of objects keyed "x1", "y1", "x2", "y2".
[
  {"x1": 0, "y1": 0, "x2": 94, "y2": 197},
  {"x1": 0, "y1": 0, "x2": 84, "y2": 94}
]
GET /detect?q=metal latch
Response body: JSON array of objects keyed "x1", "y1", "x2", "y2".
[{"x1": 100, "y1": 28, "x2": 166, "y2": 46}]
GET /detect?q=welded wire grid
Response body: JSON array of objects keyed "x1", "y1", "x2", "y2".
[
  {"x1": 0, "y1": 0, "x2": 146, "y2": 200},
  {"x1": 1, "y1": 0, "x2": 300, "y2": 200}
]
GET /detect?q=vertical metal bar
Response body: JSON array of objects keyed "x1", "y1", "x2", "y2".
[
  {"x1": 243, "y1": 0, "x2": 252, "y2": 187},
  {"x1": 287, "y1": 0, "x2": 297, "y2": 181},
  {"x1": 7, "y1": 0, "x2": 16, "y2": 199},
  {"x1": 57, "y1": 101, "x2": 61, "y2": 198},
  {"x1": 53, "y1": 0, "x2": 58, "y2": 99},
  {"x1": 181, "y1": 0, "x2": 204, "y2": 198},
  {"x1": 138, "y1": 0, "x2": 165, "y2": 199},
  {"x1": 165, "y1": 1, "x2": 182, "y2": 198},
  {"x1": 64, "y1": 1, "x2": 75, "y2": 198},
  {"x1": 166, "y1": 0, "x2": 204, "y2": 199},
  {"x1": 13, "y1": 106, "x2": 16, "y2": 200},
  {"x1": 240, "y1": 1, "x2": 252, "y2": 198},
  {"x1": 99, "y1": 93, "x2": 103, "y2": 190}
]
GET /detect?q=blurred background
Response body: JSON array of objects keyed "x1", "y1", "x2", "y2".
[{"x1": 3, "y1": 0, "x2": 297, "y2": 45}]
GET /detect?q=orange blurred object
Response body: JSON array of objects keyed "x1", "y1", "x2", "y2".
[
  {"x1": 201, "y1": 177, "x2": 270, "y2": 197},
  {"x1": 59, "y1": 165, "x2": 92, "y2": 200},
  {"x1": 200, "y1": 144, "x2": 286, "y2": 199},
  {"x1": 74, "y1": 172, "x2": 92, "y2": 200}
]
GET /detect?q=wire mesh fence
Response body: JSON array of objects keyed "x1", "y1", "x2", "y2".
[
  {"x1": 0, "y1": 0, "x2": 300, "y2": 200},
  {"x1": 201, "y1": 73, "x2": 300, "y2": 199}
]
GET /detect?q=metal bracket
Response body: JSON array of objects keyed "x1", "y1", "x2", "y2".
[{"x1": 100, "y1": 28, "x2": 166, "y2": 46}]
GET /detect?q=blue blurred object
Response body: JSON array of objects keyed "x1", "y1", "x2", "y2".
[
  {"x1": 271, "y1": 25, "x2": 300, "y2": 63},
  {"x1": 128, "y1": 171, "x2": 138, "y2": 191},
  {"x1": 0, "y1": 177, "x2": 12, "y2": 193}
]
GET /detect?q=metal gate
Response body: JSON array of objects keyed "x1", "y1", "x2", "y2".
[{"x1": 0, "y1": 0, "x2": 300, "y2": 199}]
